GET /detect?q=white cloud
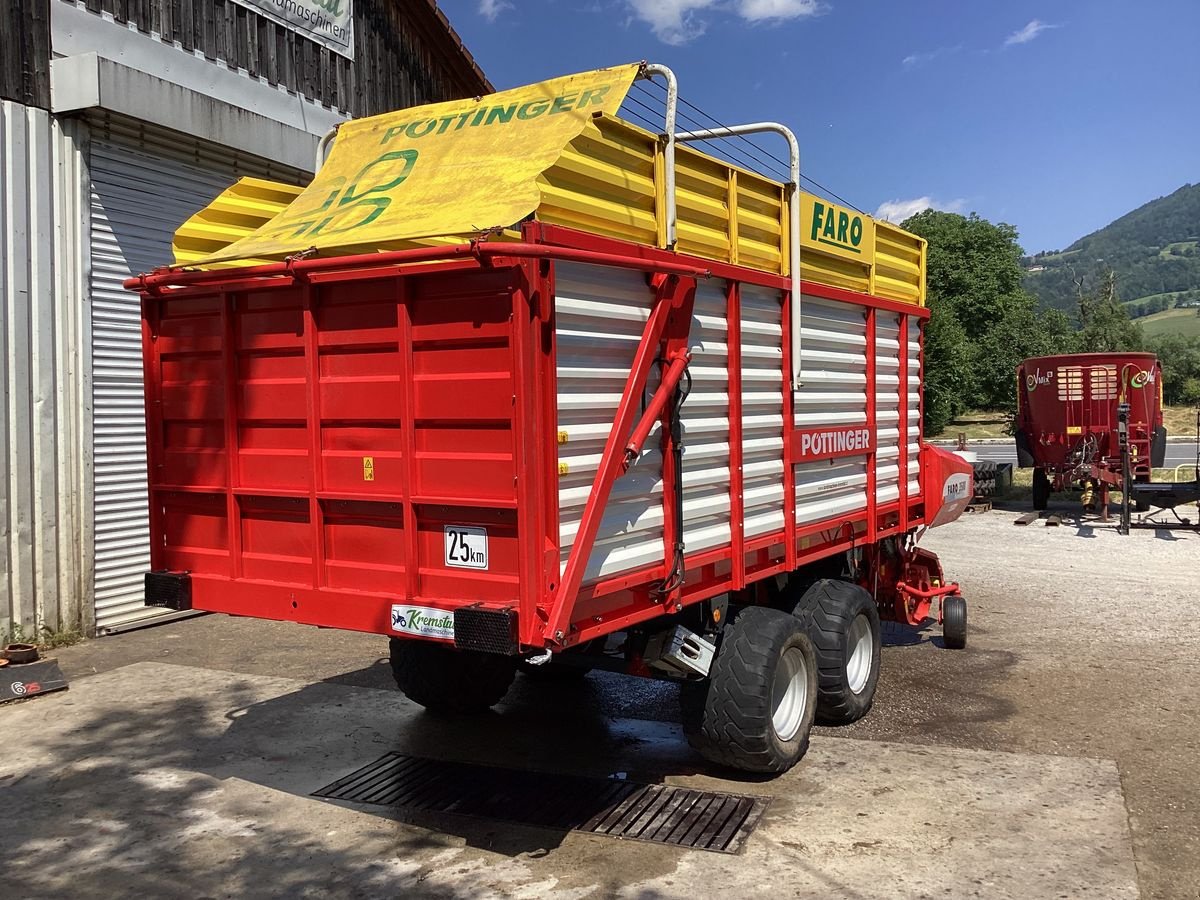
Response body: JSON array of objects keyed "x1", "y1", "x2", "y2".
[
  {"x1": 626, "y1": 0, "x2": 821, "y2": 45},
  {"x1": 874, "y1": 196, "x2": 967, "y2": 223},
  {"x1": 478, "y1": 0, "x2": 513, "y2": 23},
  {"x1": 738, "y1": 0, "x2": 822, "y2": 22},
  {"x1": 902, "y1": 44, "x2": 961, "y2": 68},
  {"x1": 625, "y1": 0, "x2": 717, "y2": 45},
  {"x1": 1004, "y1": 19, "x2": 1056, "y2": 46}
]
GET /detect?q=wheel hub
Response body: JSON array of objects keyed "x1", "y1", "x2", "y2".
[
  {"x1": 845, "y1": 614, "x2": 873, "y2": 695},
  {"x1": 771, "y1": 646, "x2": 809, "y2": 742}
]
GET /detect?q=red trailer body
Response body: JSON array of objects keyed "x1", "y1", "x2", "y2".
[
  {"x1": 133, "y1": 223, "x2": 971, "y2": 650},
  {"x1": 1015, "y1": 352, "x2": 1166, "y2": 507}
]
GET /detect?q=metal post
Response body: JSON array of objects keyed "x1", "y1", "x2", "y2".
[
  {"x1": 315, "y1": 126, "x2": 339, "y2": 171},
  {"x1": 674, "y1": 122, "x2": 801, "y2": 386},
  {"x1": 640, "y1": 63, "x2": 678, "y2": 249},
  {"x1": 1118, "y1": 402, "x2": 1131, "y2": 534}
]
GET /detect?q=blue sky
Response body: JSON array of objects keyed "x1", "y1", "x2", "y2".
[{"x1": 439, "y1": 0, "x2": 1200, "y2": 254}]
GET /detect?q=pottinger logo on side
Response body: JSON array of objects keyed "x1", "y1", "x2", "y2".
[{"x1": 794, "y1": 426, "x2": 874, "y2": 462}]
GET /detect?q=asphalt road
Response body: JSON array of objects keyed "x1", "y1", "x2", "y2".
[{"x1": 937, "y1": 438, "x2": 1200, "y2": 468}]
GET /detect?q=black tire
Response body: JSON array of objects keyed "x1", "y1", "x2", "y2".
[
  {"x1": 680, "y1": 607, "x2": 817, "y2": 774},
  {"x1": 942, "y1": 596, "x2": 967, "y2": 650},
  {"x1": 789, "y1": 579, "x2": 882, "y2": 725},
  {"x1": 1032, "y1": 467, "x2": 1051, "y2": 511},
  {"x1": 389, "y1": 638, "x2": 516, "y2": 713},
  {"x1": 1015, "y1": 430, "x2": 1036, "y2": 469}
]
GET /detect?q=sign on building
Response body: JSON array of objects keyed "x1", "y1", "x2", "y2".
[{"x1": 231, "y1": 0, "x2": 354, "y2": 59}]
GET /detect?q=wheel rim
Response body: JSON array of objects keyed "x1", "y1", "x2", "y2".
[
  {"x1": 771, "y1": 647, "x2": 809, "y2": 742},
  {"x1": 845, "y1": 614, "x2": 873, "y2": 695}
]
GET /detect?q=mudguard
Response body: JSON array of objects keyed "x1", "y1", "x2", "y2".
[{"x1": 922, "y1": 443, "x2": 974, "y2": 527}]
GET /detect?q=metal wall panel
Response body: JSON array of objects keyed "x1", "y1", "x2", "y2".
[
  {"x1": 907, "y1": 317, "x2": 923, "y2": 496},
  {"x1": 87, "y1": 130, "x2": 299, "y2": 632},
  {"x1": 874, "y1": 314, "x2": 902, "y2": 504},
  {"x1": 0, "y1": 102, "x2": 89, "y2": 638},
  {"x1": 555, "y1": 262, "x2": 665, "y2": 584},
  {"x1": 680, "y1": 280, "x2": 732, "y2": 554},
  {"x1": 740, "y1": 285, "x2": 785, "y2": 538},
  {"x1": 794, "y1": 295, "x2": 869, "y2": 525}
]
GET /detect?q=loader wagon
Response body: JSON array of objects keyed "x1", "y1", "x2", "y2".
[{"x1": 128, "y1": 63, "x2": 973, "y2": 774}]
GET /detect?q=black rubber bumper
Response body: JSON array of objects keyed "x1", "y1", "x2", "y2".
[{"x1": 144, "y1": 571, "x2": 192, "y2": 610}]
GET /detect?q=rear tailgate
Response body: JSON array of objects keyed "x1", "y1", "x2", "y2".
[{"x1": 144, "y1": 264, "x2": 545, "y2": 647}]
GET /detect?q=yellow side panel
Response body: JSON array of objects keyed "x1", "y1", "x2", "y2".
[
  {"x1": 172, "y1": 178, "x2": 304, "y2": 268},
  {"x1": 735, "y1": 175, "x2": 784, "y2": 274},
  {"x1": 675, "y1": 145, "x2": 735, "y2": 263},
  {"x1": 532, "y1": 114, "x2": 923, "y2": 304},
  {"x1": 536, "y1": 117, "x2": 657, "y2": 246},
  {"x1": 874, "y1": 220, "x2": 926, "y2": 305}
]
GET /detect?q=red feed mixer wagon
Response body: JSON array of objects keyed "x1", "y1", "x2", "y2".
[
  {"x1": 1015, "y1": 352, "x2": 1166, "y2": 511},
  {"x1": 127, "y1": 63, "x2": 974, "y2": 774}
]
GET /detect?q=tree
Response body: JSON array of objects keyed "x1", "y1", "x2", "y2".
[
  {"x1": 905, "y1": 210, "x2": 1026, "y2": 331},
  {"x1": 1148, "y1": 334, "x2": 1200, "y2": 406},
  {"x1": 902, "y1": 210, "x2": 1075, "y2": 430},
  {"x1": 1076, "y1": 268, "x2": 1143, "y2": 352}
]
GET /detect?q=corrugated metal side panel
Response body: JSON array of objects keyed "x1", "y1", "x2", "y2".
[
  {"x1": 875, "y1": 221, "x2": 926, "y2": 306},
  {"x1": 538, "y1": 117, "x2": 658, "y2": 248},
  {"x1": 907, "y1": 317, "x2": 923, "y2": 496},
  {"x1": 740, "y1": 284, "x2": 785, "y2": 539},
  {"x1": 874, "y1": 315, "x2": 902, "y2": 504},
  {"x1": 794, "y1": 295, "x2": 869, "y2": 526},
  {"x1": 555, "y1": 262, "x2": 665, "y2": 583},
  {"x1": 171, "y1": 178, "x2": 305, "y2": 267},
  {"x1": 537, "y1": 114, "x2": 922, "y2": 303},
  {"x1": 0, "y1": 103, "x2": 89, "y2": 638},
  {"x1": 88, "y1": 133, "x2": 297, "y2": 633},
  {"x1": 681, "y1": 280, "x2": 732, "y2": 555}
]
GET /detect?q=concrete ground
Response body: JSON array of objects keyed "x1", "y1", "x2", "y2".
[{"x1": 2, "y1": 504, "x2": 1197, "y2": 898}]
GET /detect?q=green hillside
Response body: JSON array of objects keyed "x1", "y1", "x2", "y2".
[
  {"x1": 1024, "y1": 183, "x2": 1200, "y2": 314},
  {"x1": 1139, "y1": 306, "x2": 1200, "y2": 339}
]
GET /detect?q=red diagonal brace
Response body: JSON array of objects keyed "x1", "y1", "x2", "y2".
[
  {"x1": 623, "y1": 352, "x2": 690, "y2": 472},
  {"x1": 544, "y1": 273, "x2": 697, "y2": 645}
]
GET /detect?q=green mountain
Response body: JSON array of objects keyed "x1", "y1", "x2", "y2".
[{"x1": 1023, "y1": 183, "x2": 1200, "y2": 316}]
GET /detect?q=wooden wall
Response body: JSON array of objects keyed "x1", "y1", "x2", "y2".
[
  {"x1": 1, "y1": 0, "x2": 52, "y2": 108},
  {"x1": 4, "y1": 0, "x2": 488, "y2": 115}
]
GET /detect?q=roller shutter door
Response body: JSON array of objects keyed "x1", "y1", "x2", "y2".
[{"x1": 88, "y1": 131, "x2": 303, "y2": 632}]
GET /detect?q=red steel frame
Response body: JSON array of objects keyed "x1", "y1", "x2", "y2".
[{"x1": 132, "y1": 222, "x2": 932, "y2": 650}]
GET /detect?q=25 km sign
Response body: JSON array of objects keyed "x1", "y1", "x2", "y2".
[{"x1": 444, "y1": 525, "x2": 488, "y2": 570}]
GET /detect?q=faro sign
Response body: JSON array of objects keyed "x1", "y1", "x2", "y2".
[
  {"x1": 231, "y1": 0, "x2": 353, "y2": 59},
  {"x1": 801, "y1": 196, "x2": 876, "y2": 266}
]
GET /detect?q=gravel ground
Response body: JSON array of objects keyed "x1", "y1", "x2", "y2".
[{"x1": 43, "y1": 504, "x2": 1200, "y2": 898}]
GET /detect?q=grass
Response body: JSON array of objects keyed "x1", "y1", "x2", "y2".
[
  {"x1": 2, "y1": 622, "x2": 85, "y2": 651},
  {"x1": 942, "y1": 410, "x2": 1012, "y2": 440},
  {"x1": 1139, "y1": 306, "x2": 1200, "y2": 338},
  {"x1": 1123, "y1": 289, "x2": 1192, "y2": 307},
  {"x1": 1164, "y1": 405, "x2": 1200, "y2": 437},
  {"x1": 1158, "y1": 240, "x2": 1198, "y2": 260}
]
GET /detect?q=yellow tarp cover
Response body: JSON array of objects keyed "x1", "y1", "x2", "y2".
[{"x1": 195, "y1": 64, "x2": 640, "y2": 266}]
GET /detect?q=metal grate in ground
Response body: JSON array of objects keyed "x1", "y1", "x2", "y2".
[{"x1": 313, "y1": 752, "x2": 769, "y2": 853}]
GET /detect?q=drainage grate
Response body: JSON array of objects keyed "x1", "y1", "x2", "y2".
[{"x1": 314, "y1": 752, "x2": 769, "y2": 854}]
